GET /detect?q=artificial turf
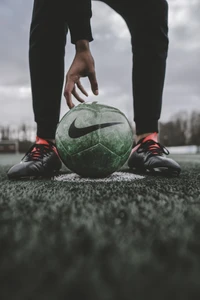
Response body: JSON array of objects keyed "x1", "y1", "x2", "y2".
[{"x1": 0, "y1": 155, "x2": 200, "y2": 300}]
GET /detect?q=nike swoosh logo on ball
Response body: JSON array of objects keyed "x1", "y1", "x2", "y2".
[{"x1": 69, "y1": 118, "x2": 123, "y2": 138}]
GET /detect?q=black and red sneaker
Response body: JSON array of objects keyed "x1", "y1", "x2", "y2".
[
  {"x1": 128, "y1": 133, "x2": 181, "y2": 176},
  {"x1": 7, "y1": 137, "x2": 62, "y2": 179}
]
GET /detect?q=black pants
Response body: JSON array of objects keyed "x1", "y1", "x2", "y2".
[{"x1": 29, "y1": 0, "x2": 169, "y2": 139}]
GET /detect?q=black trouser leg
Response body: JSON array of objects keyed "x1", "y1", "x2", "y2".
[
  {"x1": 29, "y1": 0, "x2": 67, "y2": 139},
  {"x1": 99, "y1": 0, "x2": 169, "y2": 135},
  {"x1": 131, "y1": 0, "x2": 169, "y2": 135}
]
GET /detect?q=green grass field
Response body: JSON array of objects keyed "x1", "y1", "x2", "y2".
[{"x1": 0, "y1": 154, "x2": 200, "y2": 300}]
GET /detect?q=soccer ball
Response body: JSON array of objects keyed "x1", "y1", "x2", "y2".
[{"x1": 55, "y1": 102, "x2": 133, "y2": 178}]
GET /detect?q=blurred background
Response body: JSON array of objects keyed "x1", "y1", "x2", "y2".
[{"x1": 0, "y1": 0, "x2": 199, "y2": 154}]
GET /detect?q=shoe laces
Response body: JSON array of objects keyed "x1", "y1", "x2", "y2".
[
  {"x1": 22, "y1": 143, "x2": 53, "y2": 161},
  {"x1": 137, "y1": 139, "x2": 170, "y2": 157}
]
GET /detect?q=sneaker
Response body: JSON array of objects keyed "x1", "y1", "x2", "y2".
[
  {"x1": 128, "y1": 132, "x2": 181, "y2": 176},
  {"x1": 7, "y1": 137, "x2": 62, "y2": 179}
]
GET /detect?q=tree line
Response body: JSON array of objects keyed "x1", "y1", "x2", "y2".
[
  {"x1": 159, "y1": 110, "x2": 200, "y2": 147},
  {"x1": 0, "y1": 110, "x2": 200, "y2": 147}
]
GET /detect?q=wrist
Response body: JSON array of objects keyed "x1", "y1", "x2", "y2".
[{"x1": 75, "y1": 40, "x2": 90, "y2": 52}]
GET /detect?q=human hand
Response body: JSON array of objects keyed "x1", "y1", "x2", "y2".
[{"x1": 64, "y1": 40, "x2": 99, "y2": 109}]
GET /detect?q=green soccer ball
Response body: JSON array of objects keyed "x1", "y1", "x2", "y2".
[{"x1": 55, "y1": 102, "x2": 133, "y2": 178}]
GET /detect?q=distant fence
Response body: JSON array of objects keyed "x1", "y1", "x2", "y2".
[
  {"x1": 0, "y1": 140, "x2": 19, "y2": 153},
  {"x1": 0, "y1": 140, "x2": 32, "y2": 153},
  {"x1": 167, "y1": 145, "x2": 200, "y2": 154}
]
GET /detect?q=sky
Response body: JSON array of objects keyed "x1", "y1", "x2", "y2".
[{"x1": 0, "y1": 0, "x2": 200, "y2": 129}]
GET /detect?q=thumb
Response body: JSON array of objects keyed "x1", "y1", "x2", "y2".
[{"x1": 88, "y1": 72, "x2": 99, "y2": 95}]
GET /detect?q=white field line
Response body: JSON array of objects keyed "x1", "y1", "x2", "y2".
[{"x1": 54, "y1": 172, "x2": 145, "y2": 183}]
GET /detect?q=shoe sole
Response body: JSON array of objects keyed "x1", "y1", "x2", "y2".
[
  {"x1": 149, "y1": 167, "x2": 181, "y2": 177},
  {"x1": 7, "y1": 171, "x2": 60, "y2": 180},
  {"x1": 129, "y1": 166, "x2": 181, "y2": 177}
]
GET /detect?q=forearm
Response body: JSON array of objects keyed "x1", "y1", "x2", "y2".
[
  {"x1": 66, "y1": 0, "x2": 93, "y2": 44},
  {"x1": 75, "y1": 40, "x2": 90, "y2": 52}
]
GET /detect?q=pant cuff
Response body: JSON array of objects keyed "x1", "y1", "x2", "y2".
[
  {"x1": 37, "y1": 122, "x2": 58, "y2": 140},
  {"x1": 135, "y1": 120, "x2": 159, "y2": 135}
]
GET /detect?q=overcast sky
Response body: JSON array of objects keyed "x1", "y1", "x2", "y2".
[{"x1": 0, "y1": 0, "x2": 200, "y2": 129}]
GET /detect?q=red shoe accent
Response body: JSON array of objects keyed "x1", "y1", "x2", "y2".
[
  {"x1": 130, "y1": 132, "x2": 158, "y2": 156},
  {"x1": 53, "y1": 146, "x2": 59, "y2": 157},
  {"x1": 31, "y1": 136, "x2": 59, "y2": 158},
  {"x1": 36, "y1": 136, "x2": 50, "y2": 145},
  {"x1": 130, "y1": 143, "x2": 141, "y2": 155},
  {"x1": 142, "y1": 132, "x2": 158, "y2": 143}
]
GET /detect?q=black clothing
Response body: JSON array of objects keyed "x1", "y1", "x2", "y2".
[
  {"x1": 29, "y1": 0, "x2": 169, "y2": 138},
  {"x1": 66, "y1": 0, "x2": 93, "y2": 44}
]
